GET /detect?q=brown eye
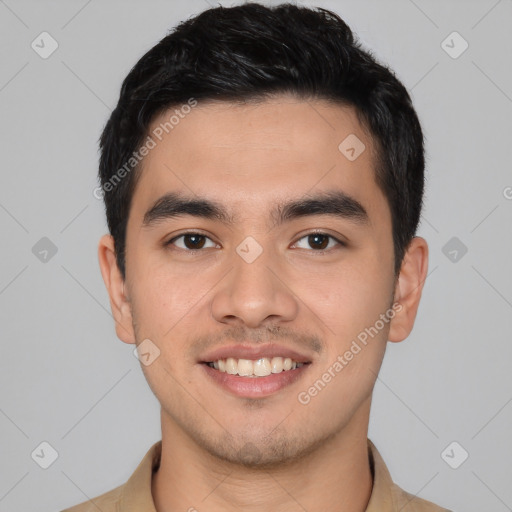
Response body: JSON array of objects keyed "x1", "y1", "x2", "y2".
[
  {"x1": 183, "y1": 234, "x2": 206, "y2": 249},
  {"x1": 307, "y1": 234, "x2": 329, "y2": 250},
  {"x1": 293, "y1": 233, "x2": 343, "y2": 251},
  {"x1": 167, "y1": 233, "x2": 217, "y2": 251}
]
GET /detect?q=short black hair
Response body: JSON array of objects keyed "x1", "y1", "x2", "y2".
[{"x1": 98, "y1": 2, "x2": 425, "y2": 280}]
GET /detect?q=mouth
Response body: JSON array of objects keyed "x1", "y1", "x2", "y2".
[{"x1": 199, "y1": 346, "x2": 313, "y2": 398}]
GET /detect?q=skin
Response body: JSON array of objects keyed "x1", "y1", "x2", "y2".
[{"x1": 98, "y1": 95, "x2": 428, "y2": 512}]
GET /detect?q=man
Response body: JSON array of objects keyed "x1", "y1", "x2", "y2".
[{"x1": 64, "y1": 2, "x2": 450, "y2": 511}]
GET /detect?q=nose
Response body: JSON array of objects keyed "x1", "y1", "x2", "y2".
[{"x1": 210, "y1": 241, "x2": 299, "y2": 329}]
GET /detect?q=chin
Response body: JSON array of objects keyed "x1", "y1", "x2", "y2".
[{"x1": 196, "y1": 428, "x2": 336, "y2": 470}]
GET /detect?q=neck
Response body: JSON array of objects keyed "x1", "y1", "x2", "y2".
[{"x1": 152, "y1": 402, "x2": 373, "y2": 512}]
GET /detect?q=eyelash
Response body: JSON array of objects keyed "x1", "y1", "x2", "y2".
[{"x1": 165, "y1": 231, "x2": 345, "y2": 252}]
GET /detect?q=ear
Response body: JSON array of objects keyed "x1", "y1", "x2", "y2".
[
  {"x1": 97, "y1": 234, "x2": 136, "y2": 344},
  {"x1": 388, "y1": 236, "x2": 429, "y2": 343}
]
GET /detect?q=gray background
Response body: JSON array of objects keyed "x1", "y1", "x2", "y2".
[{"x1": 0, "y1": 0, "x2": 511, "y2": 510}]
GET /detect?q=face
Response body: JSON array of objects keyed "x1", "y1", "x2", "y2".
[{"x1": 99, "y1": 95, "x2": 427, "y2": 467}]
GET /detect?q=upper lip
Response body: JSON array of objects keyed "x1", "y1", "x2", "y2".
[{"x1": 200, "y1": 344, "x2": 313, "y2": 364}]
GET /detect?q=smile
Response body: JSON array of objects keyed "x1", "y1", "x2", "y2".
[
  {"x1": 202, "y1": 359, "x2": 311, "y2": 398},
  {"x1": 206, "y1": 357, "x2": 308, "y2": 377}
]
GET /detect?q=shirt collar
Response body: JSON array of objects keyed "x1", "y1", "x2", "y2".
[
  {"x1": 366, "y1": 438, "x2": 395, "y2": 510},
  {"x1": 119, "y1": 440, "x2": 161, "y2": 511}
]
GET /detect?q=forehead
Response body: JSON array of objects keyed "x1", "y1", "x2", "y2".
[{"x1": 130, "y1": 96, "x2": 387, "y2": 224}]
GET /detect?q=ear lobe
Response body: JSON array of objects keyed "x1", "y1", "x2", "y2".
[
  {"x1": 388, "y1": 237, "x2": 429, "y2": 343},
  {"x1": 97, "y1": 234, "x2": 136, "y2": 344}
]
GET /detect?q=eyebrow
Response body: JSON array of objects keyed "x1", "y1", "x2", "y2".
[{"x1": 142, "y1": 190, "x2": 369, "y2": 228}]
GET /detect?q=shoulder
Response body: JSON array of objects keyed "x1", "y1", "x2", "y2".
[
  {"x1": 367, "y1": 438, "x2": 452, "y2": 511},
  {"x1": 391, "y1": 482, "x2": 453, "y2": 512},
  {"x1": 60, "y1": 440, "x2": 161, "y2": 512},
  {"x1": 60, "y1": 484, "x2": 123, "y2": 512}
]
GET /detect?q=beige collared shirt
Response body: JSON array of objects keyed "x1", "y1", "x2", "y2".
[{"x1": 62, "y1": 439, "x2": 451, "y2": 511}]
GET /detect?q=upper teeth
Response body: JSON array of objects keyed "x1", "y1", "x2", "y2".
[{"x1": 208, "y1": 357, "x2": 305, "y2": 377}]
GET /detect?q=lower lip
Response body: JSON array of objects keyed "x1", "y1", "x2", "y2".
[{"x1": 201, "y1": 363, "x2": 310, "y2": 398}]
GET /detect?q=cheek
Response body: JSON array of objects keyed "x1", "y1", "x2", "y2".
[
  {"x1": 302, "y1": 259, "x2": 393, "y2": 336},
  {"x1": 129, "y1": 261, "x2": 200, "y2": 337},
  {"x1": 129, "y1": 253, "x2": 223, "y2": 368}
]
